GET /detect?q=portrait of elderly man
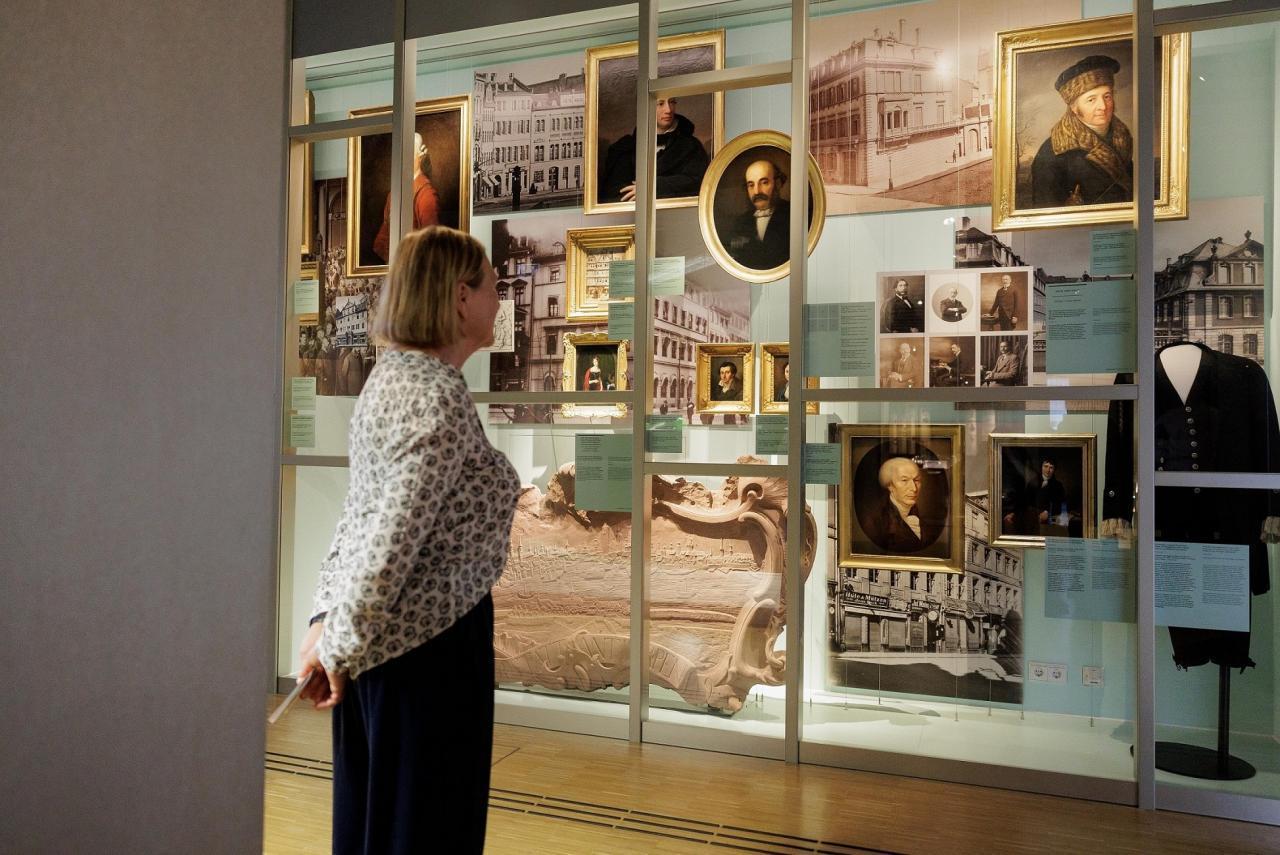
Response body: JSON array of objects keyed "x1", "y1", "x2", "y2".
[
  {"x1": 600, "y1": 97, "x2": 710, "y2": 204},
  {"x1": 882, "y1": 341, "x2": 922, "y2": 389},
  {"x1": 983, "y1": 339, "x2": 1024, "y2": 386},
  {"x1": 709, "y1": 359, "x2": 744, "y2": 401},
  {"x1": 724, "y1": 158, "x2": 790, "y2": 271},
  {"x1": 1030, "y1": 54, "x2": 1133, "y2": 208},
  {"x1": 862, "y1": 456, "x2": 944, "y2": 553}
]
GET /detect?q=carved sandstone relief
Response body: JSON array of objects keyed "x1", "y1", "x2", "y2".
[{"x1": 493, "y1": 457, "x2": 816, "y2": 713}]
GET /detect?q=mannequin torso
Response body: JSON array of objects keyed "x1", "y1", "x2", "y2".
[{"x1": 1159, "y1": 342, "x2": 1202, "y2": 405}]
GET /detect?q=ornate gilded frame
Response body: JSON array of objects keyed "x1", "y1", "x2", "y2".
[
  {"x1": 988, "y1": 433, "x2": 1097, "y2": 548},
  {"x1": 695, "y1": 342, "x2": 754, "y2": 415},
  {"x1": 561, "y1": 332, "x2": 629, "y2": 419},
  {"x1": 300, "y1": 90, "x2": 315, "y2": 258},
  {"x1": 697, "y1": 129, "x2": 826, "y2": 285},
  {"x1": 992, "y1": 15, "x2": 1190, "y2": 231},
  {"x1": 584, "y1": 30, "x2": 725, "y2": 215},
  {"x1": 837, "y1": 423, "x2": 965, "y2": 574},
  {"x1": 346, "y1": 94, "x2": 473, "y2": 277},
  {"x1": 565, "y1": 225, "x2": 636, "y2": 323},
  {"x1": 759, "y1": 343, "x2": 817, "y2": 415}
]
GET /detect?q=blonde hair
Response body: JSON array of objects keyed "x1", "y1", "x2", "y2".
[{"x1": 371, "y1": 226, "x2": 489, "y2": 348}]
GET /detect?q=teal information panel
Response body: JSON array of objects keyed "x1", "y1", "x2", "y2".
[
  {"x1": 754, "y1": 415, "x2": 788, "y2": 455},
  {"x1": 1091, "y1": 227, "x2": 1136, "y2": 276},
  {"x1": 804, "y1": 302, "x2": 875, "y2": 377},
  {"x1": 293, "y1": 280, "x2": 319, "y2": 315},
  {"x1": 803, "y1": 443, "x2": 841, "y2": 484},
  {"x1": 607, "y1": 301, "x2": 636, "y2": 341},
  {"x1": 1044, "y1": 537, "x2": 1135, "y2": 623},
  {"x1": 645, "y1": 416, "x2": 683, "y2": 453},
  {"x1": 290, "y1": 377, "x2": 317, "y2": 411},
  {"x1": 575, "y1": 433, "x2": 633, "y2": 512},
  {"x1": 1046, "y1": 281, "x2": 1136, "y2": 374},
  {"x1": 651, "y1": 256, "x2": 685, "y2": 295},
  {"x1": 608, "y1": 260, "x2": 635, "y2": 298},
  {"x1": 289, "y1": 414, "x2": 316, "y2": 448},
  {"x1": 1155, "y1": 542, "x2": 1250, "y2": 632}
]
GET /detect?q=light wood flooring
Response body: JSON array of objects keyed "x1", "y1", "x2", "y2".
[{"x1": 264, "y1": 695, "x2": 1280, "y2": 854}]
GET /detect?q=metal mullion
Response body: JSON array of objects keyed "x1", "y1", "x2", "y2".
[
  {"x1": 288, "y1": 115, "x2": 394, "y2": 142},
  {"x1": 806, "y1": 385, "x2": 1139, "y2": 404},
  {"x1": 471, "y1": 391, "x2": 632, "y2": 404},
  {"x1": 643, "y1": 462, "x2": 790, "y2": 478},
  {"x1": 1155, "y1": 0, "x2": 1280, "y2": 33},
  {"x1": 629, "y1": 0, "x2": 658, "y2": 746},
  {"x1": 1154, "y1": 472, "x2": 1280, "y2": 490},
  {"x1": 280, "y1": 455, "x2": 350, "y2": 468},
  {"x1": 650, "y1": 61, "x2": 792, "y2": 99},
  {"x1": 389, "y1": 3, "x2": 415, "y2": 272},
  {"x1": 784, "y1": 0, "x2": 807, "y2": 767},
  {"x1": 1134, "y1": 0, "x2": 1158, "y2": 813}
]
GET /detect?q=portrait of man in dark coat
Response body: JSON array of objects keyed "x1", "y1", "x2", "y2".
[
  {"x1": 861, "y1": 456, "x2": 944, "y2": 553},
  {"x1": 599, "y1": 97, "x2": 710, "y2": 204},
  {"x1": 723, "y1": 158, "x2": 791, "y2": 271},
  {"x1": 881, "y1": 277, "x2": 923, "y2": 333},
  {"x1": 1030, "y1": 54, "x2": 1133, "y2": 208}
]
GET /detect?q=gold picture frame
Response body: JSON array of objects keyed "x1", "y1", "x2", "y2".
[
  {"x1": 562, "y1": 332, "x2": 629, "y2": 419},
  {"x1": 698, "y1": 129, "x2": 826, "y2": 285},
  {"x1": 346, "y1": 94, "x2": 473, "y2": 277},
  {"x1": 695, "y1": 343, "x2": 754, "y2": 415},
  {"x1": 837, "y1": 424, "x2": 965, "y2": 574},
  {"x1": 299, "y1": 90, "x2": 315, "y2": 258},
  {"x1": 584, "y1": 30, "x2": 725, "y2": 215},
  {"x1": 992, "y1": 15, "x2": 1189, "y2": 231},
  {"x1": 989, "y1": 433, "x2": 1097, "y2": 548},
  {"x1": 759, "y1": 343, "x2": 817, "y2": 415},
  {"x1": 565, "y1": 225, "x2": 636, "y2": 323}
]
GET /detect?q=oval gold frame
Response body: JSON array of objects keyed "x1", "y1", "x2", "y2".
[{"x1": 697, "y1": 129, "x2": 826, "y2": 285}]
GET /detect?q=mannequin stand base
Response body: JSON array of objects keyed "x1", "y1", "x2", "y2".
[{"x1": 1156, "y1": 741, "x2": 1256, "y2": 781}]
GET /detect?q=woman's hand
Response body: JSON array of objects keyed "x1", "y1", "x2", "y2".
[{"x1": 297, "y1": 622, "x2": 347, "y2": 710}]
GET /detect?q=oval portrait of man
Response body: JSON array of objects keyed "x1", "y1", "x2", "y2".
[
  {"x1": 852, "y1": 441, "x2": 951, "y2": 558},
  {"x1": 697, "y1": 129, "x2": 826, "y2": 284}
]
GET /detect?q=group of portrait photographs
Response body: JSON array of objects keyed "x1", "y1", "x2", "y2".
[{"x1": 875, "y1": 267, "x2": 1036, "y2": 389}]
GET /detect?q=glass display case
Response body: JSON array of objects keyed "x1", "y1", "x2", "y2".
[{"x1": 277, "y1": 0, "x2": 1280, "y2": 824}]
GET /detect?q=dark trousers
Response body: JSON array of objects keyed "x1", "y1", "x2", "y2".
[{"x1": 332, "y1": 594, "x2": 494, "y2": 855}]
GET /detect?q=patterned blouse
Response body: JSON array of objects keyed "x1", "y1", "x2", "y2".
[{"x1": 312, "y1": 349, "x2": 520, "y2": 679}]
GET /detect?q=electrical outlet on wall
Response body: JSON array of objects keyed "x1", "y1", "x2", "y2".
[
  {"x1": 1083, "y1": 666, "x2": 1104, "y2": 687},
  {"x1": 1028, "y1": 661, "x2": 1068, "y2": 684}
]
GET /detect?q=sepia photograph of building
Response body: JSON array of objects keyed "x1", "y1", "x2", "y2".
[
  {"x1": 808, "y1": 1, "x2": 1078, "y2": 214},
  {"x1": 473, "y1": 55, "x2": 586, "y2": 214},
  {"x1": 828, "y1": 491, "x2": 1024, "y2": 703}
]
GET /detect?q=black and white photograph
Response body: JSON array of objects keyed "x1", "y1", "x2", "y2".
[
  {"x1": 990, "y1": 434, "x2": 1096, "y2": 547},
  {"x1": 926, "y1": 272, "x2": 979, "y2": 333},
  {"x1": 827, "y1": 490, "x2": 1024, "y2": 703},
  {"x1": 879, "y1": 274, "x2": 925, "y2": 334},
  {"x1": 979, "y1": 270, "x2": 1029, "y2": 332},
  {"x1": 472, "y1": 55, "x2": 586, "y2": 214},
  {"x1": 878, "y1": 337, "x2": 925, "y2": 389},
  {"x1": 980, "y1": 335, "x2": 1029, "y2": 386},
  {"x1": 928, "y1": 336, "x2": 976, "y2": 387}
]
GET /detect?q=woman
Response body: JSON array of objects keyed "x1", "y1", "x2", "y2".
[
  {"x1": 297, "y1": 226, "x2": 520, "y2": 854},
  {"x1": 583, "y1": 355, "x2": 603, "y2": 390}
]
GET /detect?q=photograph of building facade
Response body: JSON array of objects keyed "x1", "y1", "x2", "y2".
[
  {"x1": 1155, "y1": 231, "x2": 1265, "y2": 364},
  {"x1": 807, "y1": 2, "x2": 1077, "y2": 213},
  {"x1": 828, "y1": 491, "x2": 1024, "y2": 702},
  {"x1": 473, "y1": 58, "x2": 586, "y2": 213},
  {"x1": 486, "y1": 217, "x2": 751, "y2": 422}
]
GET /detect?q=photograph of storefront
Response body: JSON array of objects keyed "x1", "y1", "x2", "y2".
[{"x1": 827, "y1": 490, "x2": 1024, "y2": 702}]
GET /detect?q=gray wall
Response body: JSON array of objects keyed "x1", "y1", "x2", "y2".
[{"x1": 0, "y1": 2, "x2": 284, "y2": 852}]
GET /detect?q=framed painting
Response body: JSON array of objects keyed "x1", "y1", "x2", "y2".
[
  {"x1": 562, "y1": 332, "x2": 629, "y2": 419},
  {"x1": 695, "y1": 342, "x2": 754, "y2": 415},
  {"x1": 759, "y1": 343, "x2": 817, "y2": 415},
  {"x1": 565, "y1": 225, "x2": 636, "y2": 323},
  {"x1": 989, "y1": 433, "x2": 1096, "y2": 548}
]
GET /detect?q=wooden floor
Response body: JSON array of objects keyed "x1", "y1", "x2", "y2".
[{"x1": 264, "y1": 696, "x2": 1280, "y2": 854}]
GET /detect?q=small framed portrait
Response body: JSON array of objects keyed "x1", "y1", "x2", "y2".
[
  {"x1": 879, "y1": 274, "x2": 925, "y2": 334},
  {"x1": 585, "y1": 30, "x2": 725, "y2": 215},
  {"x1": 696, "y1": 343, "x2": 754, "y2": 414},
  {"x1": 759, "y1": 343, "x2": 817, "y2": 415},
  {"x1": 979, "y1": 270, "x2": 1029, "y2": 332},
  {"x1": 925, "y1": 272, "x2": 978, "y2": 334},
  {"x1": 698, "y1": 130, "x2": 826, "y2": 285},
  {"x1": 928, "y1": 337, "x2": 976, "y2": 388},
  {"x1": 346, "y1": 94, "x2": 473, "y2": 277},
  {"x1": 993, "y1": 15, "x2": 1189, "y2": 230},
  {"x1": 561, "y1": 333, "x2": 628, "y2": 419},
  {"x1": 878, "y1": 337, "x2": 925, "y2": 390},
  {"x1": 989, "y1": 434, "x2": 1097, "y2": 547},
  {"x1": 837, "y1": 424, "x2": 965, "y2": 573},
  {"x1": 980, "y1": 335, "x2": 1029, "y2": 387},
  {"x1": 565, "y1": 225, "x2": 636, "y2": 323}
]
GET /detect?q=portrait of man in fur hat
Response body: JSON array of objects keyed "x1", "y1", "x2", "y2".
[{"x1": 1029, "y1": 54, "x2": 1133, "y2": 208}]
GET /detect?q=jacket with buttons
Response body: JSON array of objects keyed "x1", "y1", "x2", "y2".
[{"x1": 1104, "y1": 342, "x2": 1279, "y2": 596}]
